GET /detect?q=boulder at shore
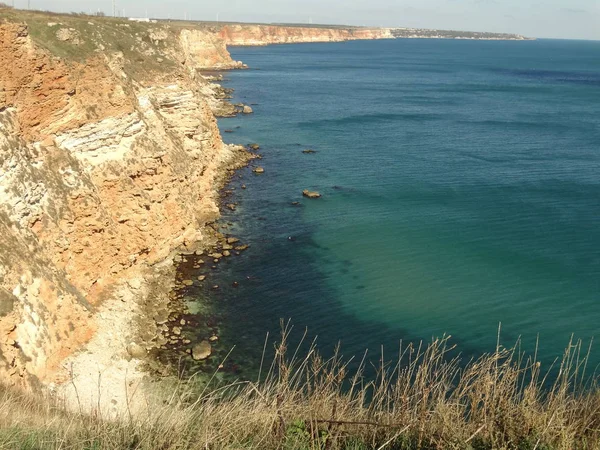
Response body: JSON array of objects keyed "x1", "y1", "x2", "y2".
[
  {"x1": 192, "y1": 341, "x2": 212, "y2": 361},
  {"x1": 242, "y1": 105, "x2": 253, "y2": 114},
  {"x1": 303, "y1": 189, "x2": 321, "y2": 199}
]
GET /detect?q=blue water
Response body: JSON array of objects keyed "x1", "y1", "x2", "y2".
[{"x1": 207, "y1": 38, "x2": 600, "y2": 374}]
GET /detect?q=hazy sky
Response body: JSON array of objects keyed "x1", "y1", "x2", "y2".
[{"x1": 12, "y1": 0, "x2": 600, "y2": 40}]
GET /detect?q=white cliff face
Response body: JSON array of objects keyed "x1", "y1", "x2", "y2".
[{"x1": 54, "y1": 114, "x2": 146, "y2": 166}]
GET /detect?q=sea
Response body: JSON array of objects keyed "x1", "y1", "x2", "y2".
[{"x1": 191, "y1": 38, "x2": 600, "y2": 378}]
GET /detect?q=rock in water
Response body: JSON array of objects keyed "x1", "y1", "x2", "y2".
[
  {"x1": 302, "y1": 149, "x2": 317, "y2": 154},
  {"x1": 242, "y1": 105, "x2": 253, "y2": 114},
  {"x1": 248, "y1": 143, "x2": 260, "y2": 150},
  {"x1": 302, "y1": 189, "x2": 321, "y2": 199},
  {"x1": 253, "y1": 167, "x2": 265, "y2": 174},
  {"x1": 192, "y1": 341, "x2": 212, "y2": 361}
]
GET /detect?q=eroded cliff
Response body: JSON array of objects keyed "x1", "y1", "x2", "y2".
[
  {"x1": 0, "y1": 13, "x2": 248, "y2": 392},
  {"x1": 0, "y1": 9, "x2": 397, "y2": 413}
]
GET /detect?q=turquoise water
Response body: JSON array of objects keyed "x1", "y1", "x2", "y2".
[{"x1": 209, "y1": 38, "x2": 600, "y2": 373}]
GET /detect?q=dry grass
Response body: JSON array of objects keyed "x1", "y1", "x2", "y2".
[
  {"x1": 1, "y1": 324, "x2": 600, "y2": 449},
  {"x1": 0, "y1": 8, "x2": 181, "y2": 78}
]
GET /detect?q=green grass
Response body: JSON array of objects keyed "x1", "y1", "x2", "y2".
[{"x1": 1, "y1": 325, "x2": 599, "y2": 449}]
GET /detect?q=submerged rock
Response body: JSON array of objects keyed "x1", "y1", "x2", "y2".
[
  {"x1": 302, "y1": 149, "x2": 317, "y2": 154},
  {"x1": 191, "y1": 341, "x2": 212, "y2": 361},
  {"x1": 248, "y1": 143, "x2": 260, "y2": 150},
  {"x1": 302, "y1": 189, "x2": 321, "y2": 199}
]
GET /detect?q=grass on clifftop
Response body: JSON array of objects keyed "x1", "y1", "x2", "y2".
[
  {"x1": 1, "y1": 325, "x2": 600, "y2": 449},
  {"x1": 0, "y1": 7, "x2": 182, "y2": 79}
]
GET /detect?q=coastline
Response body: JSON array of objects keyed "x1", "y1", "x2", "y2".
[
  {"x1": 0, "y1": 8, "x2": 266, "y2": 413},
  {"x1": 0, "y1": 8, "x2": 535, "y2": 416},
  {"x1": 3, "y1": 11, "x2": 600, "y2": 450}
]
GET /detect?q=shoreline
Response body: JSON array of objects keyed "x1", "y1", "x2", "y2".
[{"x1": 53, "y1": 136, "x2": 256, "y2": 416}]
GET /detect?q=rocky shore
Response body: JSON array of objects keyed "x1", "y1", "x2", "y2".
[{"x1": 55, "y1": 144, "x2": 255, "y2": 416}]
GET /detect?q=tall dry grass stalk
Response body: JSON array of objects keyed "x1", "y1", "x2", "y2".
[{"x1": 1, "y1": 322, "x2": 599, "y2": 449}]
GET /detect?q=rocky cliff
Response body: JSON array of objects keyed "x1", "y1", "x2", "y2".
[
  {"x1": 0, "y1": 9, "x2": 396, "y2": 412},
  {"x1": 0, "y1": 13, "x2": 249, "y2": 393},
  {"x1": 218, "y1": 24, "x2": 393, "y2": 46}
]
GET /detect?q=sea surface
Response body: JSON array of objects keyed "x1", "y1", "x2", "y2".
[{"x1": 200, "y1": 38, "x2": 600, "y2": 376}]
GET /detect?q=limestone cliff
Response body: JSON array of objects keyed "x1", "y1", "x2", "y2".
[{"x1": 218, "y1": 24, "x2": 393, "y2": 46}]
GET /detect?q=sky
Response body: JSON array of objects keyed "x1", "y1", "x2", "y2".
[{"x1": 10, "y1": 0, "x2": 600, "y2": 40}]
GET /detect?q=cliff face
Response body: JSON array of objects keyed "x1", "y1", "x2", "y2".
[
  {"x1": 0, "y1": 19, "x2": 244, "y2": 387},
  {"x1": 180, "y1": 28, "x2": 245, "y2": 69},
  {"x1": 0, "y1": 11, "x2": 394, "y2": 398},
  {"x1": 218, "y1": 24, "x2": 393, "y2": 46}
]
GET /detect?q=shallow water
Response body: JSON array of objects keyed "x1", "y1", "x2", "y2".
[{"x1": 203, "y1": 38, "x2": 600, "y2": 376}]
